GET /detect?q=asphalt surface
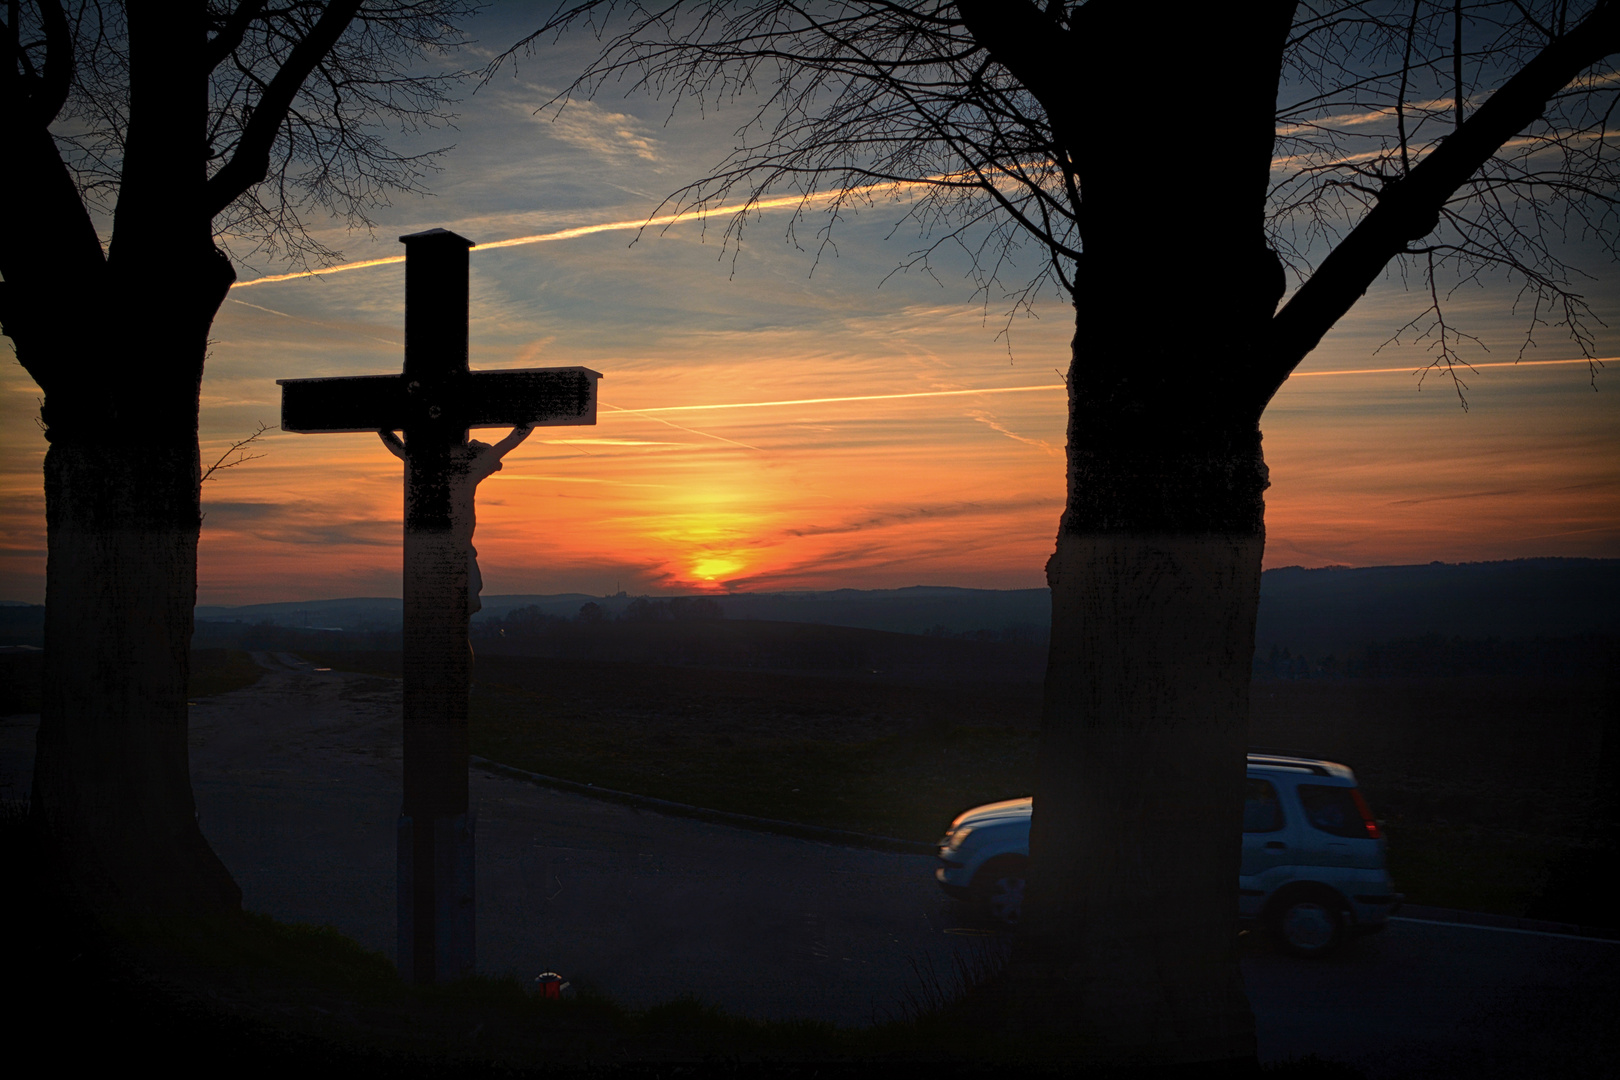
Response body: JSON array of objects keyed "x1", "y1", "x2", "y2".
[{"x1": 2, "y1": 654, "x2": 1614, "y2": 1077}]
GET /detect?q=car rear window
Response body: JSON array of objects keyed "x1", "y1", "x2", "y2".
[
  {"x1": 1298, "y1": 784, "x2": 1369, "y2": 838},
  {"x1": 1244, "y1": 778, "x2": 1285, "y2": 832}
]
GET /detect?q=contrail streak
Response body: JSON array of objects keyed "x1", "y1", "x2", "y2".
[
  {"x1": 225, "y1": 297, "x2": 399, "y2": 345},
  {"x1": 616, "y1": 384, "x2": 1067, "y2": 414},
  {"x1": 230, "y1": 182, "x2": 923, "y2": 289},
  {"x1": 601, "y1": 403, "x2": 767, "y2": 452},
  {"x1": 609, "y1": 357, "x2": 1608, "y2": 414},
  {"x1": 1290, "y1": 357, "x2": 1608, "y2": 377},
  {"x1": 232, "y1": 254, "x2": 408, "y2": 287}
]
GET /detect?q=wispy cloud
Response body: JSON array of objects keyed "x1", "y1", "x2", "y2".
[
  {"x1": 1384, "y1": 488, "x2": 1527, "y2": 506},
  {"x1": 202, "y1": 500, "x2": 396, "y2": 548},
  {"x1": 1510, "y1": 525, "x2": 1618, "y2": 542},
  {"x1": 602, "y1": 403, "x2": 768, "y2": 453},
  {"x1": 1385, "y1": 477, "x2": 1613, "y2": 506},
  {"x1": 967, "y1": 409, "x2": 1058, "y2": 455},
  {"x1": 224, "y1": 298, "x2": 399, "y2": 346},
  {"x1": 530, "y1": 97, "x2": 662, "y2": 163},
  {"x1": 538, "y1": 438, "x2": 677, "y2": 446},
  {"x1": 490, "y1": 474, "x2": 671, "y2": 487},
  {"x1": 781, "y1": 497, "x2": 1060, "y2": 540}
]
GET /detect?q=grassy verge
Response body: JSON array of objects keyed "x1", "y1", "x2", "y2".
[
  {"x1": 302, "y1": 649, "x2": 1041, "y2": 844},
  {"x1": 0, "y1": 799, "x2": 923, "y2": 1070},
  {"x1": 0, "y1": 804, "x2": 1064, "y2": 1073},
  {"x1": 190, "y1": 647, "x2": 269, "y2": 698},
  {"x1": 1383, "y1": 827, "x2": 1562, "y2": 915},
  {"x1": 475, "y1": 703, "x2": 1036, "y2": 844},
  {"x1": 1, "y1": 648, "x2": 264, "y2": 714},
  {"x1": 1254, "y1": 676, "x2": 1612, "y2": 922},
  {"x1": 19, "y1": 913, "x2": 1352, "y2": 1074}
]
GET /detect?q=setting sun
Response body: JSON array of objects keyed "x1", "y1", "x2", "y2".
[{"x1": 690, "y1": 555, "x2": 746, "y2": 582}]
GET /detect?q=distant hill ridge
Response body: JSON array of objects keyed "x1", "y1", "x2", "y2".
[
  {"x1": 1255, "y1": 557, "x2": 1619, "y2": 657},
  {"x1": 4, "y1": 558, "x2": 1616, "y2": 657}
]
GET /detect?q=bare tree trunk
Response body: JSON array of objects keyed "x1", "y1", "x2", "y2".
[
  {"x1": 32, "y1": 428, "x2": 240, "y2": 914},
  {"x1": 1008, "y1": 472, "x2": 1265, "y2": 1062},
  {"x1": 983, "y1": 3, "x2": 1289, "y2": 1057},
  {"x1": 20, "y1": 3, "x2": 244, "y2": 915},
  {"x1": 999, "y1": 47, "x2": 1283, "y2": 1048}
]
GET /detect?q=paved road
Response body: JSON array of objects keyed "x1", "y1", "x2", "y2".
[
  {"x1": 3, "y1": 655, "x2": 1614, "y2": 1076},
  {"x1": 1245, "y1": 917, "x2": 1616, "y2": 1078},
  {"x1": 3, "y1": 654, "x2": 983, "y2": 1027}
]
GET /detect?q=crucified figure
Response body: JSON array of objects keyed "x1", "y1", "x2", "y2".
[{"x1": 379, "y1": 425, "x2": 534, "y2": 613}]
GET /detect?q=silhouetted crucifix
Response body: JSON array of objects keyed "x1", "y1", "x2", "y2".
[{"x1": 277, "y1": 228, "x2": 601, "y2": 984}]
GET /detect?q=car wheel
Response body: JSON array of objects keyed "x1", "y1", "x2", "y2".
[
  {"x1": 972, "y1": 858, "x2": 1027, "y2": 927},
  {"x1": 1270, "y1": 897, "x2": 1344, "y2": 957}
]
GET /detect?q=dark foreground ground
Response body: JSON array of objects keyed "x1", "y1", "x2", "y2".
[{"x1": 4, "y1": 651, "x2": 1617, "y2": 1076}]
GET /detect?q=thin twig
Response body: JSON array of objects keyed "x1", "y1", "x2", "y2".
[{"x1": 202, "y1": 421, "x2": 272, "y2": 482}]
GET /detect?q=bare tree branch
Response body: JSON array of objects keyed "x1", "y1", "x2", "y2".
[
  {"x1": 204, "y1": 0, "x2": 269, "y2": 74},
  {"x1": 31, "y1": 0, "x2": 70, "y2": 125},
  {"x1": 204, "y1": 0, "x2": 366, "y2": 217},
  {"x1": 513, "y1": 2, "x2": 1615, "y2": 407},
  {"x1": 2, "y1": 0, "x2": 72, "y2": 126},
  {"x1": 201, "y1": 421, "x2": 272, "y2": 482},
  {"x1": 13, "y1": 2, "x2": 477, "y2": 273},
  {"x1": 1267, "y1": 0, "x2": 1620, "y2": 399}
]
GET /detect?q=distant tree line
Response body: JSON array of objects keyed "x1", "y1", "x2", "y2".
[
  {"x1": 469, "y1": 604, "x2": 1049, "y2": 681},
  {"x1": 922, "y1": 623, "x2": 1049, "y2": 646},
  {"x1": 490, "y1": 596, "x2": 727, "y2": 632},
  {"x1": 0, "y1": 605, "x2": 44, "y2": 648},
  {"x1": 1254, "y1": 634, "x2": 1619, "y2": 680},
  {"x1": 190, "y1": 620, "x2": 402, "y2": 653}
]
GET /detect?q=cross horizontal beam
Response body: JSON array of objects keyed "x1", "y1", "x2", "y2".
[{"x1": 277, "y1": 366, "x2": 601, "y2": 434}]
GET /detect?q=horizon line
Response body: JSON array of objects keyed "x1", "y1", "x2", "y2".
[
  {"x1": 153, "y1": 553, "x2": 1620, "y2": 608},
  {"x1": 5, "y1": 551, "x2": 1611, "y2": 609}
]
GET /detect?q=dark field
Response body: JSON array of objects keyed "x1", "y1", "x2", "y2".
[
  {"x1": 305, "y1": 648, "x2": 1044, "y2": 845},
  {"x1": 1252, "y1": 677, "x2": 1614, "y2": 921},
  {"x1": 0, "y1": 648, "x2": 264, "y2": 714},
  {"x1": 4, "y1": 635, "x2": 1609, "y2": 923},
  {"x1": 301, "y1": 646, "x2": 1613, "y2": 923}
]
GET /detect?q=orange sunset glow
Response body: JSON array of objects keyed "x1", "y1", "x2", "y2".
[
  {"x1": 2, "y1": 237, "x2": 1615, "y2": 606},
  {"x1": 1, "y1": 20, "x2": 1615, "y2": 606},
  {"x1": 2, "y1": 241, "x2": 1616, "y2": 605}
]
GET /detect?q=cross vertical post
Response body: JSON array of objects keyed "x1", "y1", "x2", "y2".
[
  {"x1": 276, "y1": 228, "x2": 601, "y2": 984},
  {"x1": 399, "y1": 228, "x2": 476, "y2": 986}
]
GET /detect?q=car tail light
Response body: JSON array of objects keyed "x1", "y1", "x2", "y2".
[{"x1": 1350, "y1": 788, "x2": 1382, "y2": 839}]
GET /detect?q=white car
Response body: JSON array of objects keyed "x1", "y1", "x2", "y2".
[{"x1": 934, "y1": 752, "x2": 1403, "y2": 956}]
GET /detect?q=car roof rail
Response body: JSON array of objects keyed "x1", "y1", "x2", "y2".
[
  {"x1": 1249, "y1": 744, "x2": 1314, "y2": 758},
  {"x1": 1246, "y1": 751, "x2": 1333, "y2": 776}
]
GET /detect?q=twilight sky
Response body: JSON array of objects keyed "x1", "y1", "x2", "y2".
[{"x1": 1, "y1": 10, "x2": 1615, "y2": 605}]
